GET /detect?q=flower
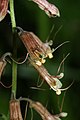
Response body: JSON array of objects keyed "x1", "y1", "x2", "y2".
[
  {"x1": 10, "y1": 99, "x2": 22, "y2": 120},
  {"x1": 0, "y1": 0, "x2": 9, "y2": 21},
  {"x1": 29, "y1": 58, "x2": 63, "y2": 95},
  {"x1": 18, "y1": 29, "x2": 53, "y2": 66},
  {"x1": 31, "y1": 0, "x2": 60, "y2": 17},
  {"x1": 19, "y1": 98, "x2": 68, "y2": 120},
  {"x1": 17, "y1": 28, "x2": 72, "y2": 95}
]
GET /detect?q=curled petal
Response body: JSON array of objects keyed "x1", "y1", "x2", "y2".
[
  {"x1": 0, "y1": 59, "x2": 7, "y2": 77},
  {"x1": 0, "y1": 52, "x2": 11, "y2": 77}
]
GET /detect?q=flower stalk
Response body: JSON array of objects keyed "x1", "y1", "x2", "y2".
[{"x1": 9, "y1": 0, "x2": 17, "y2": 98}]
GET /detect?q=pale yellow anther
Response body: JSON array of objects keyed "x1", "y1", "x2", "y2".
[
  {"x1": 60, "y1": 112, "x2": 68, "y2": 117},
  {"x1": 48, "y1": 53, "x2": 53, "y2": 59},
  {"x1": 41, "y1": 58, "x2": 46, "y2": 64},
  {"x1": 56, "y1": 89, "x2": 61, "y2": 95},
  {"x1": 36, "y1": 61, "x2": 42, "y2": 66}
]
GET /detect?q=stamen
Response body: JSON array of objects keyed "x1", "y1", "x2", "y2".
[
  {"x1": 56, "y1": 89, "x2": 61, "y2": 95},
  {"x1": 35, "y1": 60, "x2": 42, "y2": 66},
  {"x1": 52, "y1": 41, "x2": 70, "y2": 53},
  {"x1": 48, "y1": 53, "x2": 53, "y2": 59},
  {"x1": 60, "y1": 80, "x2": 74, "y2": 91}
]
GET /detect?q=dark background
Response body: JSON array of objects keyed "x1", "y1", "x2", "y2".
[{"x1": 0, "y1": 0, "x2": 80, "y2": 120}]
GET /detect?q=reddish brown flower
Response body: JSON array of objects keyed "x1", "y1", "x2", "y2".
[
  {"x1": 19, "y1": 98, "x2": 68, "y2": 120},
  {"x1": 10, "y1": 99, "x2": 23, "y2": 120},
  {"x1": 31, "y1": 0, "x2": 60, "y2": 17},
  {"x1": 29, "y1": 58, "x2": 73, "y2": 95},
  {"x1": 0, "y1": 0, "x2": 8, "y2": 21},
  {"x1": 29, "y1": 58, "x2": 63, "y2": 95},
  {"x1": 18, "y1": 28, "x2": 53, "y2": 66}
]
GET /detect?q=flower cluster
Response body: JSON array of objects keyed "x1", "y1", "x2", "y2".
[{"x1": 18, "y1": 28, "x2": 67, "y2": 95}]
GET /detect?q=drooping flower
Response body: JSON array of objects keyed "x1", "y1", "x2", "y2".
[
  {"x1": 29, "y1": 58, "x2": 73, "y2": 95},
  {"x1": 29, "y1": 58, "x2": 64, "y2": 95},
  {"x1": 17, "y1": 27, "x2": 72, "y2": 94},
  {"x1": 10, "y1": 99, "x2": 23, "y2": 120},
  {"x1": 31, "y1": 0, "x2": 60, "y2": 17},
  {"x1": 18, "y1": 28, "x2": 53, "y2": 66},
  {"x1": 19, "y1": 98, "x2": 68, "y2": 120}
]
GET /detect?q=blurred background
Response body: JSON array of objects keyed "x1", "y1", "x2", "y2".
[{"x1": 0, "y1": 0, "x2": 80, "y2": 119}]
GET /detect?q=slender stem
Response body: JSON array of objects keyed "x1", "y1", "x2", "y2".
[
  {"x1": 9, "y1": 0, "x2": 17, "y2": 98},
  {"x1": 9, "y1": 0, "x2": 16, "y2": 29},
  {"x1": 12, "y1": 62, "x2": 17, "y2": 97}
]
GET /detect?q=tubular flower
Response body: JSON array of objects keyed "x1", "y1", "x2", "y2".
[
  {"x1": 19, "y1": 98, "x2": 68, "y2": 120},
  {"x1": 0, "y1": 0, "x2": 9, "y2": 21},
  {"x1": 29, "y1": 58, "x2": 73, "y2": 95},
  {"x1": 29, "y1": 58, "x2": 63, "y2": 95},
  {"x1": 10, "y1": 99, "x2": 23, "y2": 120},
  {"x1": 18, "y1": 28, "x2": 53, "y2": 66}
]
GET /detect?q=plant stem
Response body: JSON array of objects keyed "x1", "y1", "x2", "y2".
[
  {"x1": 9, "y1": 0, "x2": 16, "y2": 29},
  {"x1": 9, "y1": 0, "x2": 17, "y2": 98}
]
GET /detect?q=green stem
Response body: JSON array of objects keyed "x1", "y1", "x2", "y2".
[
  {"x1": 9, "y1": 0, "x2": 17, "y2": 98},
  {"x1": 9, "y1": 0, "x2": 16, "y2": 29}
]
